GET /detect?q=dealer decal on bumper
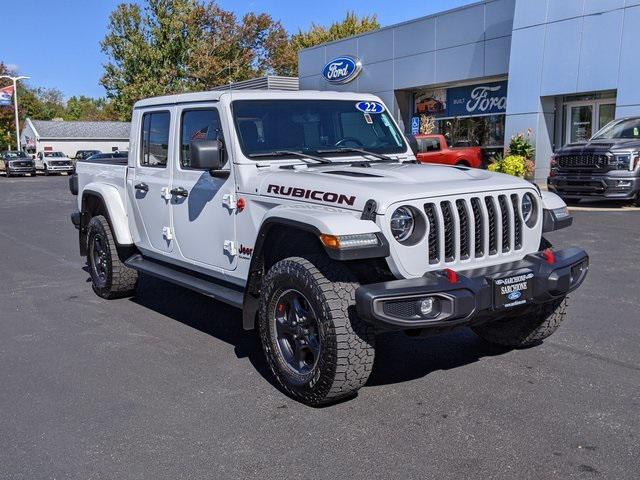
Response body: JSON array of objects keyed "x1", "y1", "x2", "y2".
[{"x1": 493, "y1": 271, "x2": 534, "y2": 309}]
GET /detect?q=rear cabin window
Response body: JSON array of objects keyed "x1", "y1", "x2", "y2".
[
  {"x1": 417, "y1": 137, "x2": 441, "y2": 152},
  {"x1": 140, "y1": 111, "x2": 170, "y2": 167},
  {"x1": 180, "y1": 109, "x2": 224, "y2": 168}
]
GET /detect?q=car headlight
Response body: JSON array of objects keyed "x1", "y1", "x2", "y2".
[
  {"x1": 521, "y1": 193, "x2": 537, "y2": 227},
  {"x1": 390, "y1": 206, "x2": 415, "y2": 242}
]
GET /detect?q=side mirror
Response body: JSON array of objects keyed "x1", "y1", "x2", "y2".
[
  {"x1": 190, "y1": 140, "x2": 224, "y2": 171},
  {"x1": 407, "y1": 135, "x2": 418, "y2": 155}
]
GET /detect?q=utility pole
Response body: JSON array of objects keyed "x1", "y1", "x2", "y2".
[{"x1": 0, "y1": 75, "x2": 30, "y2": 150}]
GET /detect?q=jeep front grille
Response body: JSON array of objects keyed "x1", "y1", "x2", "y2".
[{"x1": 424, "y1": 194, "x2": 525, "y2": 265}]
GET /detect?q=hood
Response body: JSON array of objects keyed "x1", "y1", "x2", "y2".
[
  {"x1": 557, "y1": 138, "x2": 640, "y2": 154},
  {"x1": 255, "y1": 162, "x2": 535, "y2": 213}
]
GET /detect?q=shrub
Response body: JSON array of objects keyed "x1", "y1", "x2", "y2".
[
  {"x1": 508, "y1": 130, "x2": 535, "y2": 159},
  {"x1": 488, "y1": 155, "x2": 534, "y2": 178}
]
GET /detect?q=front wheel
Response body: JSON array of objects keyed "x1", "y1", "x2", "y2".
[
  {"x1": 259, "y1": 255, "x2": 375, "y2": 406},
  {"x1": 44, "y1": 165, "x2": 50, "y2": 176},
  {"x1": 472, "y1": 297, "x2": 568, "y2": 348},
  {"x1": 87, "y1": 215, "x2": 138, "y2": 299}
]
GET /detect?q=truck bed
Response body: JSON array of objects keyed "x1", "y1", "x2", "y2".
[{"x1": 75, "y1": 159, "x2": 128, "y2": 208}]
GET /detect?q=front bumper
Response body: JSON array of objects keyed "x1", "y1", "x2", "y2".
[
  {"x1": 548, "y1": 172, "x2": 639, "y2": 200},
  {"x1": 7, "y1": 166, "x2": 36, "y2": 174},
  {"x1": 356, "y1": 247, "x2": 588, "y2": 329},
  {"x1": 46, "y1": 165, "x2": 75, "y2": 172}
]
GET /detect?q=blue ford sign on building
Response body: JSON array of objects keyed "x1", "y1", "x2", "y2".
[
  {"x1": 447, "y1": 81, "x2": 508, "y2": 117},
  {"x1": 322, "y1": 56, "x2": 362, "y2": 85}
]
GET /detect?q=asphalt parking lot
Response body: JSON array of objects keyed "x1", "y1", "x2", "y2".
[{"x1": 1, "y1": 174, "x2": 639, "y2": 480}]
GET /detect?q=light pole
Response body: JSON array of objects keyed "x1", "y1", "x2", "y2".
[{"x1": 0, "y1": 75, "x2": 30, "y2": 150}]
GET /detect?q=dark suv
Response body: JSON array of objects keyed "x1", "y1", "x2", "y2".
[
  {"x1": 548, "y1": 117, "x2": 640, "y2": 205},
  {"x1": 1, "y1": 151, "x2": 36, "y2": 177}
]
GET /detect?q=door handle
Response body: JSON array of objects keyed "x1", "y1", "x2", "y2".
[
  {"x1": 134, "y1": 182, "x2": 149, "y2": 192},
  {"x1": 170, "y1": 187, "x2": 189, "y2": 198}
]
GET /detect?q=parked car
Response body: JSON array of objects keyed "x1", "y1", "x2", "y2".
[
  {"x1": 415, "y1": 134, "x2": 483, "y2": 168},
  {"x1": 70, "y1": 90, "x2": 588, "y2": 406},
  {"x1": 548, "y1": 116, "x2": 640, "y2": 206},
  {"x1": 74, "y1": 150, "x2": 101, "y2": 161},
  {"x1": 1, "y1": 150, "x2": 36, "y2": 177},
  {"x1": 35, "y1": 151, "x2": 75, "y2": 175}
]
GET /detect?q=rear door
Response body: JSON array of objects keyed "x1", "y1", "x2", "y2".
[
  {"x1": 129, "y1": 109, "x2": 174, "y2": 254},
  {"x1": 170, "y1": 105, "x2": 237, "y2": 270}
]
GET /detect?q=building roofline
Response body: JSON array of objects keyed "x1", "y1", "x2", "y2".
[{"x1": 299, "y1": 0, "x2": 494, "y2": 52}]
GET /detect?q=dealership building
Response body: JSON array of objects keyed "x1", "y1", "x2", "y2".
[{"x1": 298, "y1": 0, "x2": 640, "y2": 180}]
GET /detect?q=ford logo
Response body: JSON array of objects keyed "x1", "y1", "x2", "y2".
[
  {"x1": 507, "y1": 291, "x2": 522, "y2": 301},
  {"x1": 322, "y1": 56, "x2": 362, "y2": 84}
]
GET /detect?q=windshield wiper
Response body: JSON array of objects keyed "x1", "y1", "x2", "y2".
[
  {"x1": 248, "y1": 150, "x2": 332, "y2": 164},
  {"x1": 316, "y1": 147, "x2": 395, "y2": 162}
]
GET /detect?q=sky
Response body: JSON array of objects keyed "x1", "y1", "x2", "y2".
[{"x1": 2, "y1": 0, "x2": 477, "y2": 99}]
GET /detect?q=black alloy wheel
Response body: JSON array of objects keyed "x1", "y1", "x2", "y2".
[
  {"x1": 272, "y1": 289, "x2": 321, "y2": 375},
  {"x1": 89, "y1": 232, "x2": 110, "y2": 289}
]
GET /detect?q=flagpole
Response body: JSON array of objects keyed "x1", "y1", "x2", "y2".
[{"x1": 0, "y1": 75, "x2": 30, "y2": 150}]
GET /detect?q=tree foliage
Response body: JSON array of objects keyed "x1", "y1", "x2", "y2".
[
  {"x1": 100, "y1": 0, "x2": 289, "y2": 119},
  {"x1": 100, "y1": 1, "x2": 380, "y2": 118},
  {"x1": 273, "y1": 12, "x2": 380, "y2": 76}
]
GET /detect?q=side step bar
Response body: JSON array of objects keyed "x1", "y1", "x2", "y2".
[{"x1": 125, "y1": 254, "x2": 244, "y2": 309}]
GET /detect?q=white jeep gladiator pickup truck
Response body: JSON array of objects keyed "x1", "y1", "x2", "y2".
[{"x1": 70, "y1": 90, "x2": 588, "y2": 405}]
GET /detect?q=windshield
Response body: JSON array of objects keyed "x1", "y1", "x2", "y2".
[
  {"x1": 232, "y1": 100, "x2": 407, "y2": 159},
  {"x1": 44, "y1": 152, "x2": 65, "y2": 157},
  {"x1": 592, "y1": 118, "x2": 640, "y2": 140},
  {"x1": 6, "y1": 151, "x2": 28, "y2": 158}
]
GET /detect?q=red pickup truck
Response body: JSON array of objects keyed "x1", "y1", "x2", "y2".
[{"x1": 415, "y1": 134, "x2": 483, "y2": 168}]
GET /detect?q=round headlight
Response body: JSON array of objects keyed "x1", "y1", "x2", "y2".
[
  {"x1": 390, "y1": 206, "x2": 415, "y2": 242},
  {"x1": 521, "y1": 193, "x2": 535, "y2": 225}
]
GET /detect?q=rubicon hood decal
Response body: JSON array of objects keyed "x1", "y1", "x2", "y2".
[{"x1": 267, "y1": 184, "x2": 356, "y2": 206}]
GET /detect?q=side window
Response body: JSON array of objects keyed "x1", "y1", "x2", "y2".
[
  {"x1": 140, "y1": 111, "x2": 170, "y2": 167},
  {"x1": 180, "y1": 109, "x2": 223, "y2": 169}
]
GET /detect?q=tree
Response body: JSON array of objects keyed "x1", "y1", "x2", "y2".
[
  {"x1": 271, "y1": 12, "x2": 381, "y2": 76},
  {"x1": 100, "y1": 0, "x2": 288, "y2": 119}
]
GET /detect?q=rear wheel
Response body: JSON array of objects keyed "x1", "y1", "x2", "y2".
[
  {"x1": 456, "y1": 160, "x2": 471, "y2": 167},
  {"x1": 87, "y1": 215, "x2": 138, "y2": 299},
  {"x1": 259, "y1": 255, "x2": 375, "y2": 406},
  {"x1": 472, "y1": 297, "x2": 568, "y2": 348}
]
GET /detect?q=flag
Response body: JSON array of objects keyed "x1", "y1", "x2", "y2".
[
  {"x1": 191, "y1": 125, "x2": 209, "y2": 140},
  {"x1": 0, "y1": 85, "x2": 14, "y2": 106}
]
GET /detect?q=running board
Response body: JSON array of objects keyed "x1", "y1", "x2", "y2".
[{"x1": 125, "y1": 254, "x2": 244, "y2": 309}]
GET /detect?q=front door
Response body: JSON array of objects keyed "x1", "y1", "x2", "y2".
[
  {"x1": 565, "y1": 100, "x2": 616, "y2": 144},
  {"x1": 171, "y1": 105, "x2": 237, "y2": 271},
  {"x1": 130, "y1": 109, "x2": 173, "y2": 253},
  {"x1": 416, "y1": 136, "x2": 446, "y2": 164}
]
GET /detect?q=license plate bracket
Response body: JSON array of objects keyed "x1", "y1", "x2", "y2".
[{"x1": 492, "y1": 270, "x2": 534, "y2": 309}]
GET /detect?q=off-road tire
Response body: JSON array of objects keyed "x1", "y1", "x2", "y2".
[
  {"x1": 472, "y1": 297, "x2": 568, "y2": 348},
  {"x1": 259, "y1": 255, "x2": 375, "y2": 406},
  {"x1": 87, "y1": 215, "x2": 138, "y2": 299}
]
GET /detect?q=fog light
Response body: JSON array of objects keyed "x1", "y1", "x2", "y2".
[
  {"x1": 419, "y1": 298, "x2": 434, "y2": 316},
  {"x1": 616, "y1": 180, "x2": 632, "y2": 188}
]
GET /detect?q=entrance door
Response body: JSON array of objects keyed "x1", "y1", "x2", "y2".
[
  {"x1": 130, "y1": 109, "x2": 173, "y2": 253},
  {"x1": 565, "y1": 99, "x2": 616, "y2": 144},
  {"x1": 171, "y1": 106, "x2": 237, "y2": 271}
]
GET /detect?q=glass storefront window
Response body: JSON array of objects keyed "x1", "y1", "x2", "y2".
[
  {"x1": 599, "y1": 103, "x2": 615, "y2": 130},
  {"x1": 433, "y1": 114, "x2": 505, "y2": 149},
  {"x1": 569, "y1": 105, "x2": 593, "y2": 143}
]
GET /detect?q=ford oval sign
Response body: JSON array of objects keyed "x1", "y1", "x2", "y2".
[
  {"x1": 507, "y1": 291, "x2": 522, "y2": 301},
  {"x1": 322, "y1": 56, "x2": 362, "y2": 84}
]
